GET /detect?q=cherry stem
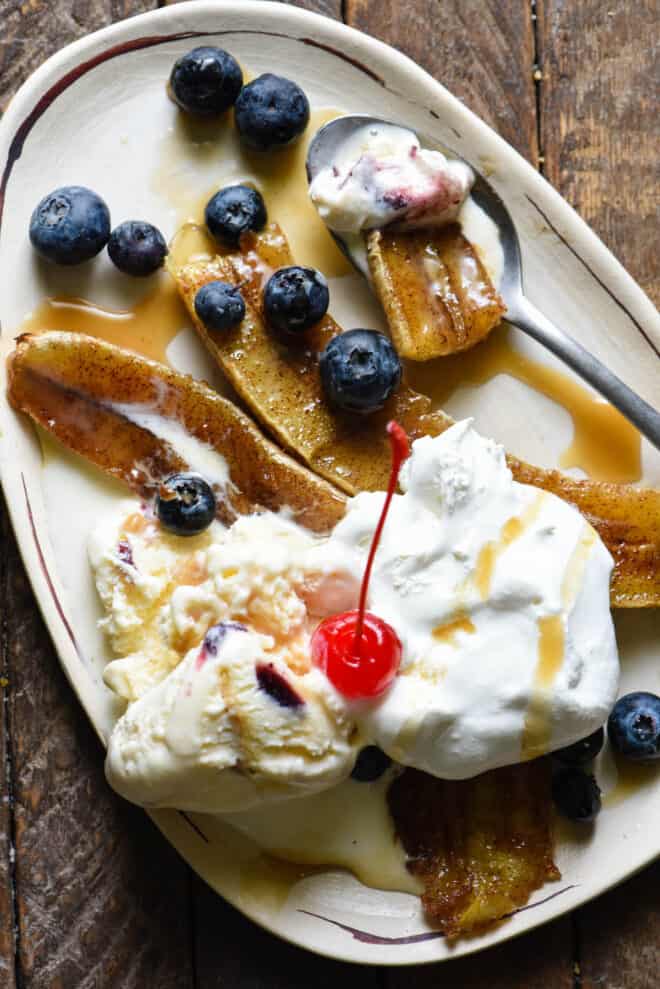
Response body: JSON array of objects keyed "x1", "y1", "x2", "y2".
[{"x1": 353, "y1": 421, "x2": 410, "y2": 655}]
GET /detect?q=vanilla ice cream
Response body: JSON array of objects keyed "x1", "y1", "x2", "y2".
[
  {"x1": 309, "y1": 122, "x2": 474, "y2": 235},
  {"x1": 95, "y1": 421, "x2": 619, "y2": 812},
  {"x1": 89, "y1": 507, "x2": 354, "y2": 703},
  {"x1": 106, "y1": 623, "x2": 357, "y2": 812}
]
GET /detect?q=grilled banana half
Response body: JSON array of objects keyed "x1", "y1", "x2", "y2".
[
  {"x1": 174, "y1": 223, "x2": 660, "y2": 608},
  {"x1": 7, "y1": 328, "x2": 557, "y2": 937},
  {"x1": 7, "y1": 331, "x2": 345, "y2": 534},
  {"x1": 388, "y1": 762, "x2": 559, "y2": 937},
  {"x1": 366, "y1": 225, "x2": 506, "y2": 360}
]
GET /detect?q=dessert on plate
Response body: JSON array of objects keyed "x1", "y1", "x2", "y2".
[
  {"x1": 309, "y1": 121, "x2": 507, "y2": 359},
  {"x1": 7, "y1": 44, "x2": 660, "y2": 941}
]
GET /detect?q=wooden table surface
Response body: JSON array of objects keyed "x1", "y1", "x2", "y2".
[{"x1": 0, "y1": 1, "x2": 657, "y2": 985}]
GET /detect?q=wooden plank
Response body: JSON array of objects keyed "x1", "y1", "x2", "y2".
[
  {"x1": 2, "y1": 495, "x2": 195, "y2": 988},
  {"x1": 0, "y1": 1, "x2": 156, "y2": 114},
  {"x1": 346, "y1": 0, "x2": 539, "y2": 162},
  {"x1": 578, "y1": 861, "x2": 659, "y2": 989},
  {"x1": 537, "y1": 0, "x2": 659, "y2": 306},
  {"x1": 538, "y1": 4, "x2": 659, "y2": 985},
  {"x1": 386, "y1": 918, "x2": 573, "y2": 989},
  {"x1": 183, "y1": 6, "x2": 356, "y2": 987},
  {"x1": 0, "y1": 505, "x2": 16, "y2": 989},
  {"x1": 164, "y1": 0, "x2": 343, "y2": 16},
  {"x1": 0, "y1": 2, "x2": 195, "y2": 986},
  {"x1": 194, "y1": 875, "x2": 383, "y2": 988},
  {"x1": 304, "y1": 3, "x2": 571, "y2": 983}
]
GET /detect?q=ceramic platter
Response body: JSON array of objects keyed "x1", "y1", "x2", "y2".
[{"x1": 0, "y1": 0, "x2": 658, "y2": 966}]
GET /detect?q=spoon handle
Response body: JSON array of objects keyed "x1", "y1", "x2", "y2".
[{"x1": 508, "y1": 296, "x2": 660, "y2": 451}]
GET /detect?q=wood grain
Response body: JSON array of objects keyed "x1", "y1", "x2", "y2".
[
  {"x1": 386, "y1": 918, "x2": 574, "y2": 989},
  {"x1": 0, "y1": 0, "x2": 657, "y2": 986},
  {"x1": 539, "y1": 4, "x2": 659, "y2": 981},
  {"x1": 537, "y1": 0, "x2": 659, "y2": 306},
  {"x1": 0, "y1": 3, "x2": 195, "y2": 987},
  {"x1": 164, "y1": 0, "x2": 343, "y2": 15},
  {"x1": 2, "y1": 492, "x2": 195, "y2": 988},
  {"x1": 578, "y1": 860, "x2": 659, "y2": 989},
  {"x1": 340, "y1": 6, "x2": 571, "y2": 984},
  {"x1": 276, "y1": 0, "x2": 342, "y2": 16},
  {"x1": 193, "y1": 876, "x2": 383, "y2": 988},
  {"x1": 0, "y1": 505, "x2": 16, "y2": 989},
  {"x1": 0, "y1": 1, "x2": 156, "y2": 114},
  {"x1": 346, "y1": 0, "x2": 539, "y2": 163}
]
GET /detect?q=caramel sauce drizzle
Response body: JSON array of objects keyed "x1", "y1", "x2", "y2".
[
  {"x1": 19, "y1": 276, "x2": 188, "y2": 366},
  {"x1": 153, "y1": 106, "x2": 350, "y2": 277},
  {"x1": 407, "y1": 325, "x2": 642, "y2": 484},
  {"x1": 474, "y1": 493, "x2": 546, "y2": 599},
  {"x1": 521, "y1": 525, "x2": 598, "y2": 760},
  {"x1": 432, "y1": 613, "x2": 476, "y2": 644}
]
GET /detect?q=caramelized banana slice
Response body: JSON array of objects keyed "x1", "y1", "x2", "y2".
[
  {"x1": 366, "y1": 225, "x2": 506, "y2": 360},
  {"x1": 388, "y1": 762, "x2": 559, "y2": 938},
  {"x1": 174, "y1": 225, "x2": 660, "y2": 608},
  {"x1": 175, "y1": 225, "x2": 436, "y2": 495},
  {"x1": 7, "y1": 332, "x2": 345, "y2": 534}
]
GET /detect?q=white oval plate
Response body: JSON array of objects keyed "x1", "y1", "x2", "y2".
[{"x1": 0, "y1": 0, "x2": 658, "y2": 966}]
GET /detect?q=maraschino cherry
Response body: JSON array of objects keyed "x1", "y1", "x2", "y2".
[{"x1": 311, "y1": 421, "x2": 409, "y2": 700}]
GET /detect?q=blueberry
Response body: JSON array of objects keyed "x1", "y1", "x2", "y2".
[
  {"x1": 169, "y1": 46, "x2": 243, "y2": 116},
  {"x1": 205, "y1": 185, "x2": 267, "y2": 247},
  {"x1": 264, "y1": 266, "x2": 329, "y2": 334},
  {"x1": 107, "y1": 221, "x2": 167, "y2": 277},
  {"x1": 554, "y1": 727, "x2": 605, "y2": 766},
  {"x1": 256, "y1": 662, "x2": 304, "y2": 709},
  {"x1": 194, "y1": 281, "x2": 245, "y2": 332},
  {"x1": 351, "y1": 746, "x2": 392, "y2": 782},
  {"x1": 234, "y1": 73, "x2": 310, "y2": 151},
  {"x1": 608, "y1": 692, "x2": 660, "y2": 762},
  {"x1": 156, "y1": 473, "x2": 216, "y2": 536},
  {"x1": 203, "y1": 621, "x2": 247, "y2": 657},
  {"x1": 319, "y1": 329, "x2": 402, "y2": 414},
  {"x1": 552, "y1": 768, "x2": 601, "y2": 822},
  {"x1": 29, "y1": 186, "x2": 110, "y2": 265}
]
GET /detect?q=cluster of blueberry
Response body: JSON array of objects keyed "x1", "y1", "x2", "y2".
[
  {"x1": 29, "y1": 187, "x2": 168, "y2": 277},
  {"x1": 350, "y1": 697, "x2": 660, "y2": 800},
  {"x1": 550, "y1": 695, "x2": 660, "y2": 821},
  {"x1": 28, "y1": 49, "x2": 311, "y2": 278},
  {"x1": 29, "y1": 43, "x2": 403, "y2": 417},
  {"x1": 195, "y1": 181, "x2": 401, "y2": 416}
]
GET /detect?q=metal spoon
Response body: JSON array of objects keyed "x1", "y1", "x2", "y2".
[{"x1": 306, "y1": 115, "x2": 660, "y2": 451}]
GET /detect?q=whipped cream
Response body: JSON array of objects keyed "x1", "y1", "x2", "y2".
[
  {"x1": 309, "y1": 122, "x2": 474, "y2": 235},
  {"x1": 95, "y1": 422, "x2": 619, "y2": 812},
  {"x1": 324, "y1": 421, "x2": 619, "y2": 777}
]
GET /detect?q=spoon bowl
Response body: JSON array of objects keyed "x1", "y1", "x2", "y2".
[{"x1": 307, "y1": 115, "x2": 660, "y2": 450}]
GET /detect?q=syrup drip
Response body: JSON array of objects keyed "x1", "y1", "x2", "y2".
[
  {"x1": 153, "y1": 106, "x2": 351, "y2": 277},
  {"x1": 521, "y1": 525, "x2": 598, "y2": 760},
  {"x1": 19, "y1": 276, "x2": 188, "y2": 366},
  {"x1": 406, "y1": 325, "x2": 642, "y2": 484}
]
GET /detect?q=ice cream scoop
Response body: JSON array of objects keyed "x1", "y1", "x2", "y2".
[{"x1": 106, "y1": 622, "x2": 358, "y2": 812}]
